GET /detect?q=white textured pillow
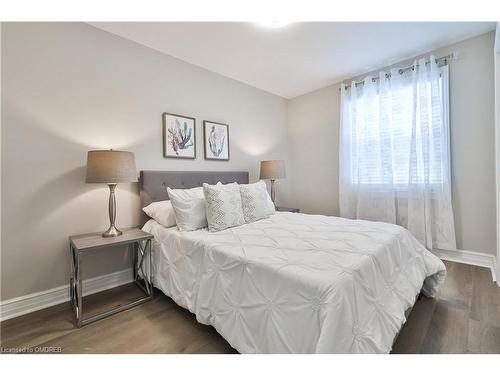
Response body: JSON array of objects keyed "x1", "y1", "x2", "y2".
[
  {"x1": 142, "y1": 200, "x2": 177, "y2": 228},
  {"x1": 203, "y1": 182, "x2": 245, "y2": 232},
  {"x1": 167, "y1": 186, "x2": 207, "y2": 231},
  {"x1": 239, "y1": 181, "x2": 275, "y2": 223}
]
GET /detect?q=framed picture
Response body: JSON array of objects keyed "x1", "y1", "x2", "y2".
[
  {"x1": 203, "y1": 121, "x2": 230, "y2": 161},
  {"x1": 163, "y1": 112, "x2": 196, "y2": 159}
]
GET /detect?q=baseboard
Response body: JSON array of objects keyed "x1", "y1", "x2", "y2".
[
  {"x1": 493, "y1": 257, "x2": 499, "y2": 284},
  {"x1": 431, "y1": 248, "x2": 498, "y2": 284},
  {"x1": 0, "y1": 268, "x2": 133, "y2": 322}
]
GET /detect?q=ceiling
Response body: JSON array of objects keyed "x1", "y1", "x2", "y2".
[{"x1": 90, "y1": 22, "x2": 495, "y2": 99}]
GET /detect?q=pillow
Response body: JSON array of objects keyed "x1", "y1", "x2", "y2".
[
  {"x1": 167, "y1": 186, "x2": 207, "y2": 231},
  {"x1": 142, "y1": 200, "x2": 177, "y2": 228},
  {"x1": 203, "y1": 182, "x2": 245, "y2": 232},
  {"x1": 239, "y1": 181, "x2": 275, "y2": 223}
]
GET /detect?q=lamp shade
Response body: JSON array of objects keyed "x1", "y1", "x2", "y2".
[
  {"x1": 260, "y1": 160, "x2": 286, "y2": 180},
  {"x1": 86, "y1": 150, "x2": 137, "y2": 184}
]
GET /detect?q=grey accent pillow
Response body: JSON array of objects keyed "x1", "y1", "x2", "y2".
[
  {"x1": 203, "y1": 182, "x2": 245, "y2": 232},
  {"x1": 239, "y1": 181, "x2": 275, "y2": 223}
]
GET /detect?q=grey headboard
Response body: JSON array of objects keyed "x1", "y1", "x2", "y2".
[{"x1": 139, "y1": 170, "x2": 249, "y2": 226}]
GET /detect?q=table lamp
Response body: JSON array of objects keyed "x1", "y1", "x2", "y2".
[
  {"x1": 260, "y1": 160, "x2": 286, "y2": 204},
  {"x1": 86, "y1": 150, "x2": 137, "y2": 237}
]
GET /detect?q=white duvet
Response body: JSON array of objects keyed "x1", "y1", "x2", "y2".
[{"x1": 142, "y1": 212, "x2": 446, "y2": 353}]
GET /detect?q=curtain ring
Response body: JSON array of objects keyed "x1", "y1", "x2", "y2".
[{"x1": 398, "y1": 69, "x2": 403, "y2": 75}]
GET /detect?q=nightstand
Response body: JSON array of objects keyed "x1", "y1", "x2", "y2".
[
  {"x1": 69, "y1": 228, "x2": 154, "y2": 327},
  {"x1": 275, "y1": 206, "x2": 300, "y2": 213}
]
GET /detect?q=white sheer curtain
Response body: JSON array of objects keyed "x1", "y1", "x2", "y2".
[{"x1": 339, "y1": 56, "x2": 456, "y2": 250}]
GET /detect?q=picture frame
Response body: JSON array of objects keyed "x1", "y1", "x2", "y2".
[
  {"x1": 163, "y1": 112, "x2": 196, "y2": 159},
  {"x1": 203, "y1": 121, "x2": 230, "y2": 161}
]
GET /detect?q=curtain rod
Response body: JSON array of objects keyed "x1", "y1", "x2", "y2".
[{"x1": 339, "y1": 52, "x2": 457, "y2": 91}]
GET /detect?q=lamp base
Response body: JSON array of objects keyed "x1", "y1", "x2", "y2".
[
  {"x1": 102, "y1": 183, "x2": 122, "y2": 237},
  {"x1": 102, "y1": 224, "x2": 123, "y2": 238},
  {"x1": 270, "y1": 179, "x2": 276, "y2": 204}
]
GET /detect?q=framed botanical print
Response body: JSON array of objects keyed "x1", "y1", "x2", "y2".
[
  {"x1": 163, "y1": 112, "x2": 196, "y2": 159},
  {"x1": 203, "y1": 121, "x2": 229, "y2": 161}
]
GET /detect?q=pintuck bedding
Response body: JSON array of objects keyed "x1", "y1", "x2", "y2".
[{"x1": 142, "y1": 212, "x2": 446, "y2": 354}]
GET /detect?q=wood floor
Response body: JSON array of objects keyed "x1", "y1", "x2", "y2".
[{"x1": 1, "y1": 261, "x2": 499, "y2": 354}]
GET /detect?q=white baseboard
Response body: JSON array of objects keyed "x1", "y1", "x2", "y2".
[
  {"x1": 431, "y1": 248, "x2": 498, "y2": 284},
  {"x1": 493, "y1": 257, "x2": 499, "y2": 284},
  {"x1": 0, "y1": 268, "x2": 133, "y2": 322}
]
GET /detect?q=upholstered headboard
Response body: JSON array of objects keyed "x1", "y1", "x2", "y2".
[{"x1": 139, "y1": 170, "x2": 249, "y2": 226}]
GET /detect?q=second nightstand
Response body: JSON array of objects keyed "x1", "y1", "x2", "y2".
[
  {"x1": 275, "y1": 206, "x2": 300, "y2": 213},
  {"x1": 69, "y1": 228, "x2": 154, "y2": 327}
]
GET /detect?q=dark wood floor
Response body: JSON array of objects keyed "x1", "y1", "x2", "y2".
[{"x1": 1, "y1": 261, "x2": 499, "y2": 354}]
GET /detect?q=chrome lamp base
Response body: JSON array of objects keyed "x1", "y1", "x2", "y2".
[
  {"x1": 102, "y1": 225, "x2": 123, "y2": 238},
  {"x1": 102, "y1": 183, "x2": 123, "y2": 237},
  {"x1": 270, "y1": 179, "x2": 276, "y2": 206}
]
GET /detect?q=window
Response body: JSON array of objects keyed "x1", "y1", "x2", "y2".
[
  {"x1": 346, "y1": 66, "x2": 449, "y2": 189},
  {"x1": 340, "y1": 58, "x2": 456, "y2": 250}
]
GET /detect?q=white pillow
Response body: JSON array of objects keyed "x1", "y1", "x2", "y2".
[
  {"x1": 142, "y1": 200, "x2": 177, "y2": 228},
  {"x1": 239, "y1": 181, "x2": 275, "y2": 223},
  {"x1": 167, "y1": 186, "x2": 208, "y2": 231},
  {"x1": 203, "y1": 182, "x2": 245, "y2": 232}
]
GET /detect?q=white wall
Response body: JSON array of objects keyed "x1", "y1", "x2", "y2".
[
  {"x1": 287, "y1": 83, "x2": 341, "y2": 215},
  {"x1": 0, "y1": 23, "x2": 2, "y2": 294},
  {"x1": 1, "y1": 23, "x2": 291, "y2": 301},
  {"x1": 495, "y1": 23, "x2": 500, "y2": 279},
  {"x1": 288, "y1": 31, "x2": 497, "y2": 255}
]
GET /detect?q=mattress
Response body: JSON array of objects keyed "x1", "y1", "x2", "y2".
[{"x1": 142, "y1": 212, "x2": 446, "y2": 353}]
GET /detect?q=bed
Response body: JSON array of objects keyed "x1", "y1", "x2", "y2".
[{"x1": 139, "y1": 170, "x2": 447, "y2": 354}]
